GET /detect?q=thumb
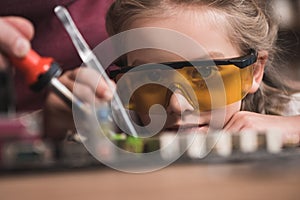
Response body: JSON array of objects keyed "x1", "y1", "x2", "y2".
[{"x1": 0, "y1": 16, "x2": 34, "y2": 58}]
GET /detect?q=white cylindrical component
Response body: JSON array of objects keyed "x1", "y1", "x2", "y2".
[
  {"x1": 266, "y1": 129, "x2": 283, "y2": 154},
  {"x1": 159, "y1": 132, "x2": 180, "y2": 161},
  {"x1": 240, "y1": 130, "x2": 258, "y2": 153},
  {"x1": 206, "y1": 132, "x2": 218, "y2": 154},
  {"x1": 186, "y1": 133, "x2": 207, "y2": 159},
  {"x1": 215, "y1": 131, "x2": 232, "y2": 157}
]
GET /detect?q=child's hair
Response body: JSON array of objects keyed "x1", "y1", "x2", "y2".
[{"x1": 106, "y1": 0, "x2": 285, "y2": 114}]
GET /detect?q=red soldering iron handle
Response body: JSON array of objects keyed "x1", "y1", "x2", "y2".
[{"x1": 10, "y1": 49, "x2": 62, "y2": 92}]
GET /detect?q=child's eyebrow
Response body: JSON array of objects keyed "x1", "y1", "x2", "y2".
[
  {"x1": 130, "y1": 51, "x2": 226, "y2": 66},
  {"x1": 208, "y1": 51, "x2": 226, "y2": 59},
  {"x1": 131, "y1": 59, "x2": 145, "y2": 66},
  {"x1": 194, "y1": 51, "x2": 226, "y2": 60},
  {"x1": 177, "y1": 52, "x2": 226, "y2": 61}
]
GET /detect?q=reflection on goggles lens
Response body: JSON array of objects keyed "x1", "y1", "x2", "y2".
[{"x1": 114, "y1": 64, "x2": 253, "y2": 113}]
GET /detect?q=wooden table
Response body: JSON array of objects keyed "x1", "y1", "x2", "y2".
[{"x1": 1, "y1": 158, "x2": 300, "y2": 200}]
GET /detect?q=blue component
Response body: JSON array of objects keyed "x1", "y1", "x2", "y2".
[{"x1": 96, "y1": 105, "x2": 112, "y2": 121}]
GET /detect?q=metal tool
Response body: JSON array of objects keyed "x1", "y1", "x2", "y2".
[
  {"x1": 54, "y1": 5, "x2": 138, "y2": 137},
  {"x1": 10, "y1": 49, "x2": 90, "y2": 113}
]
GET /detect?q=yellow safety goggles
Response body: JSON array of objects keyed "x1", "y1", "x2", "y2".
[{"x1": 109, "y1": 50, "x2": 257, "y2": 113}]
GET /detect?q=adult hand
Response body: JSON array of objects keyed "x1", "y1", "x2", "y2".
[
  {"x1": 0, "y1": 16, "x2": 34, "y2": 70},
  {"x1": 224, "y1": 111, "x2": 300, "y2": 144},
  {"x1": 43, "y1": 67, "x2": 116, "y2": 140}
]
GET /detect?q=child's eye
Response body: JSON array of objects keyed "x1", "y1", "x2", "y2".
[
  {"x1": 128, "y1": 69, "x2": 163, "y2": 84},
  {"x1": 198, "y1": 66, "x2": 212, "y2": 78},
  {"x1": 146, "y1": 70, "x2": 162, "y2": 81},
  {"x1": 192, "y1": 66, "x2": 217, "y2": 79}
]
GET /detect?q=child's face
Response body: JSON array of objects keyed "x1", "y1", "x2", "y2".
[{"x1": 123, "y1": 10, "x2": 247, "y2": 133}]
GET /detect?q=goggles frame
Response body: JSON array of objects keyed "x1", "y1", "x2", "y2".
[{"x1": 109, "y1": 49, "x2": 257, "y2": 78}]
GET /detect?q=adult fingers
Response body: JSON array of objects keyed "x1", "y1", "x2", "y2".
[
  {"x1": 0, "y1": 17, "x2": 34, "y2": 58},
  {"x1": 58, "y1": 71, "x2": 94, "y2": 103},
  {"x1": 72, "y1": 81, "x2": 100, "y2": 104},
  {"x1": 66, "y1": 67, "x2": 116, "y2": 101},
  {"x1": 4, "y1": 17, "x2": 34, "y2": 40}
]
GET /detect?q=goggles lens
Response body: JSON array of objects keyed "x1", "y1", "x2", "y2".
[{"x1": 110, "y1": 51, "x2": 256, "y2": 114}]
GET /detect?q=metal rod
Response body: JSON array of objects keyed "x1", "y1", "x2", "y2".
[{"x1": 54, "y1": 6, "x2": 138, "y2": 137}]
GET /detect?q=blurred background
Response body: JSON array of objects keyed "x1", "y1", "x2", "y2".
[
  {"x1": 273, "y1": 0, "x2": 300, "y2": 91},
  {"x1": 1, "y1": 1, "x2": 300, "y2": 200}
]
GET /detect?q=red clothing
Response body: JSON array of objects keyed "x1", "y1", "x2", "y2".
[{"x1": 0, "y1": 0, "x2": 112, "y2": 111}]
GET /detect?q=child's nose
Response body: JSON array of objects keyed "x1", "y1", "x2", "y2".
[{"x1": 166, "y1": 89, "x2": 194, "y2": 115}]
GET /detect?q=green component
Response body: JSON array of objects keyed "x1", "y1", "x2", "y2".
[
  {"x1": 112, "y1": 134, "x2": 161, "y2": 153},
  {"x1": 125, "y1": 136, "x2": 144, "y2": 153},
  {"x1": 110, "y1": 133, "x2": 127, "y2": 141}
]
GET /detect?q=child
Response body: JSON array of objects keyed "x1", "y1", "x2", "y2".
[{"x1": 101, "y1": 0, "x2": 300, "y2": 138}]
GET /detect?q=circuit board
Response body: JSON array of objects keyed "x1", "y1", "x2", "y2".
[{"x1": 1, "y1": 111, "x2": 300, "y2": 172}]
